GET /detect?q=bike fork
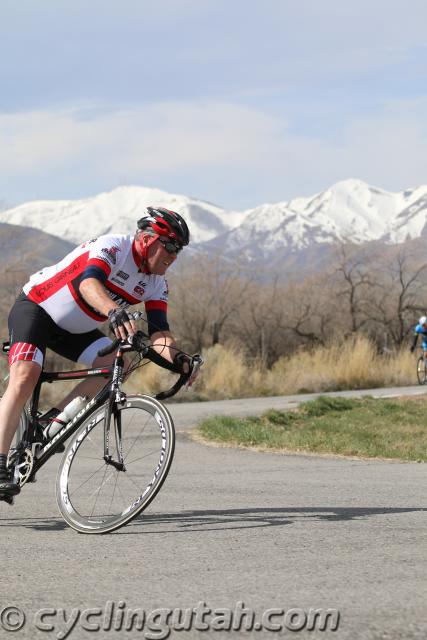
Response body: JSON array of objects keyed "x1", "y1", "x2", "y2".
[{"x1": 103, "y1": 357, "x2": 126, "y2": 471}]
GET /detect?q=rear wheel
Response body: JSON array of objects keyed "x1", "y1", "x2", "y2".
[
  {"x1": 56, "y1": 395, "x2": 175, "y2": 534},
  {"x1": 416, "y1": 356, "x2": 427, "y2": 385}
]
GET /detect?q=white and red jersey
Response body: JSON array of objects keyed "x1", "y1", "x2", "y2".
[{"x1": 23, "y1": 234, "x2": 168, "y2": 334}]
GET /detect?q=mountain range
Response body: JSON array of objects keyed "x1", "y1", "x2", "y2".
[
  {"x1": 0, "y1": 186, "x2": 245, "y2": 245},
  {"x1": 1, "y1": 180, "x2": 427, "y2": 268}
]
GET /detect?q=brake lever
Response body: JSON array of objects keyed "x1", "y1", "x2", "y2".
[{"x1": 184, "y1": 354, "x2": 204, "y2": 390}]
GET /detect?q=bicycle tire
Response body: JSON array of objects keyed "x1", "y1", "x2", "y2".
[
  {"x1": 56, "y1": 394, "x2": 175, "y2": 534},
  {"x1": 416, "y1": 356, "x2": 427, "y2": 385}
]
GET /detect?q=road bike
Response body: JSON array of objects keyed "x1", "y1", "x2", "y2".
[
  {"x1": 1, "y1": 316, "x2": 202, "y2": 534},
  {"x1": 416, "y1": 350, "x2": 427, "y2": 385}
]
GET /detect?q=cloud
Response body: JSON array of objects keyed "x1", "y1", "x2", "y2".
[
  {"x1": 0, "y1": 98, "x2": 426, "y2": 207},
  {"x1": 0, "y1": 102, "x2": 279, "y2": 174},
  {"x1": 1, "y1": 1, "x2": 426, "y2": 112}
]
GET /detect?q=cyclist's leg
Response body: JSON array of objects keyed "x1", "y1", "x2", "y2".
[
  {"x1": 1, "y1": 293, "x2": 47, "y2": 455},
  {"x1": 0, "y1": 359, "x2": 41, "y2": 454},
  {"x1": 0, "y1": 347, "x2": 43, "y2": 497}
]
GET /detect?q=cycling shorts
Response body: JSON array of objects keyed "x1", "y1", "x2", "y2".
[{"x1": 7, "y1": 292, "x2": 112, "y2": 368}]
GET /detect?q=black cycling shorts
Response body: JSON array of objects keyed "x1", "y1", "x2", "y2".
[{"x1": 8, "y1": 292, "x2": 112, "y2": 367}]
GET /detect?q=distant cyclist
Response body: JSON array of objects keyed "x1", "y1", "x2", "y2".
[
  {"x1": 410, "y1": 315, "x2": 427, "y2": 353},
  {"x1": 0, "y1": 207, "x2": 201, "y2": 498}
]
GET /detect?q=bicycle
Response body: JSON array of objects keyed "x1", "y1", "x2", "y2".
[
  {"x1": 416, "y1": 350, "x2": 427, "y2": 385},
  {"x1": 1, "y1": 312, "x2": 203, "y2": 534}
]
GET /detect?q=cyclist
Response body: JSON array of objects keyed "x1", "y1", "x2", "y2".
[
  {"x1": 410, "y1": 315, "x2": 427, "y2": 354},
  {"x1": 0, "y1": 207, "x2": 200, "y2": 498}
]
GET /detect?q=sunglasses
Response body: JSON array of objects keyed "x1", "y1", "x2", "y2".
[{"x1": 158, "y1": 238, "x2": 183, "y2": 254}]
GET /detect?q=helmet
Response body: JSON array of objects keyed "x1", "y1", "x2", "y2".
[
  {"x1": 136, "y1": 206, "x2": 190, "y2": 273},
  {"x1": 137, "y1": 207, "x2": 190, "y2": 247},
  {"x1": 419, "y1": 316, "x2": 427, "y2": 326}
]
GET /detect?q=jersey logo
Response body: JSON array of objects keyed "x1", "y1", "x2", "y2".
[
  {"x1": 81, "y1": 238, "x2": 98, "y2": 248},
  {"x1": 100, "y1": 246, "x2": 120, "y2": 265},
  {"x1": 134, "y1": 285, "x2": 145, "y2": 296},
  {"x1": 117, "y1": 270, "x2": 129, "y2": 280}
]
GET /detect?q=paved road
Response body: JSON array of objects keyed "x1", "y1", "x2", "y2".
[{"x1": 1, "y1": 386, "x2": 426, "y2": 639}]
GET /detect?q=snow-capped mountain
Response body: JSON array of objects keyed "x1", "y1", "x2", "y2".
[
  {"x1": 2, "y1": 180, "x2": 427, "y2": 262},
  {"x1": 0, "y1": 186, "x2": 245, "y2": 245},
  {"x1": 205, "y1": 179, "x2": 427, "y2": 260}
]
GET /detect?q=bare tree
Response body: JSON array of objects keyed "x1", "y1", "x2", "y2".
[
  {"x1": 168, "y1": 254, "x2": 253, "y2": 352},
  {"x1": 331, "y1": 243, "x2": 377, "y2": 335},
  {"x1": 368, "y1": 247, "x2": 427, "y2": 347},
  {"x1": 228, "y1": 276, "x2": 290, "y2": 366}
]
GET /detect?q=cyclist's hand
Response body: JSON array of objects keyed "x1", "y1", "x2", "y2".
[
  {"x1": 173, "y1": 352, "x2": 203, "y2": 387},
  {"x1": 108, "y1": 307, "x2": 136, "y2": 340}
]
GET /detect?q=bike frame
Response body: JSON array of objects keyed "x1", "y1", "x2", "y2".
[
  {"x1": 7, "y1": 329, "x2": 200, "y2": 485},
  {"x1": 23, "y1": 361, "x2": 117, "y2": 480}
]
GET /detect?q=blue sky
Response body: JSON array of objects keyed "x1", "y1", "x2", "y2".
[{"x1": 0, "y1": 0, "x2": 426, "y2": 210}]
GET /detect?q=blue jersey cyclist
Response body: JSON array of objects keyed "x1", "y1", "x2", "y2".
[
  {"x1": 410, "y1": 316, "x2": 427, "y2": 353},
  {"x1": 0, "y1": 207, "x2": 201, "y2": 499}
]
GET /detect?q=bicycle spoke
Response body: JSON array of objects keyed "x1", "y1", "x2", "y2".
[
  {"x1": 108, "y1": 469, "x2": 121, "y2": 514},
  {"x1": 90, "y1": 464, "x2": 110, "y2": 517},
  {"x1": 122, "y1": 412, "x2": 151, "y2": 462},
  {"x1": 126, "y1": 450, "x2": 159, "y2": 465},
  {"x1": 68, "y1": 461, "x2": 107, "y2": 498}
]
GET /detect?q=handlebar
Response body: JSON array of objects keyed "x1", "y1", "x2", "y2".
[{"x1": 97, "y1": 318, "x2": 203, "y2": 400}]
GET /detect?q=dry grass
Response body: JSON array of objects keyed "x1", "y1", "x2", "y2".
[
  {"x1": 266, "y1": 336, "x2": 415, "y2": 395},
  {"x1": 128, "y1": 336, "x2": 416, "y2": 400},
  {"x1": 0, "y1": 336, "x2": 417, "y2": 404}
]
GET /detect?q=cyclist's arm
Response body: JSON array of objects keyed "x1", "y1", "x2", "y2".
[
  {"x1": 150, "y1": 331, "x2": 200, "y2": 383},
  {"x1": 411, "y1": 329, "x2": 420, "y2": 351},
  {"x1": 79, "y1": 277, "x2": 117, "y2": 316},
  {"x1": 150, "y1": 331, "x2": 182, "y2": 364},
  {"x1": 79, "y1": 278, "x2": 136, "y2": 339}
]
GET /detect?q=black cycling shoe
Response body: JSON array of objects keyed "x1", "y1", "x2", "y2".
[{"x1": 0, "y1": 468, "x2": 21, "y2": 498}]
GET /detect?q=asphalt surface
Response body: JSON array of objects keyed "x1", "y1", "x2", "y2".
[{"x1": 1, "y1": 386, "x2": 426, "y2": 640}]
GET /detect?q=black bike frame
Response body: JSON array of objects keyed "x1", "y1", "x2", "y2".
[
  {"x1": 9, "y1": 331, "x2": 195, "y2": 483},
  {"x1": 26, "y1": 365, "x2": 113, "y2": 479}
]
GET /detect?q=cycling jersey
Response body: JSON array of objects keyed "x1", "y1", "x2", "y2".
[
  {"x1": 23, "y1": 235, "x2": 169, "y2": 334},
  {"x1": 414, "y1": 323, "x2": 427, "y2": 337},
  {"x1": 413, "y1": 323, "x2": 427, "y2": 350}
]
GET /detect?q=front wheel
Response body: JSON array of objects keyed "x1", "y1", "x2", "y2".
[
  {"x1": 56, "y1": 395, "x2": 175, "y2": 534},
  {"x1": 417, "y1": 356, "x2": 427, "y2": 385}
]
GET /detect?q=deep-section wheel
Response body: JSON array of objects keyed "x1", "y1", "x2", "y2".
[{"x1": 56, "y1": 395, "x2": 175, "y2": 533}]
